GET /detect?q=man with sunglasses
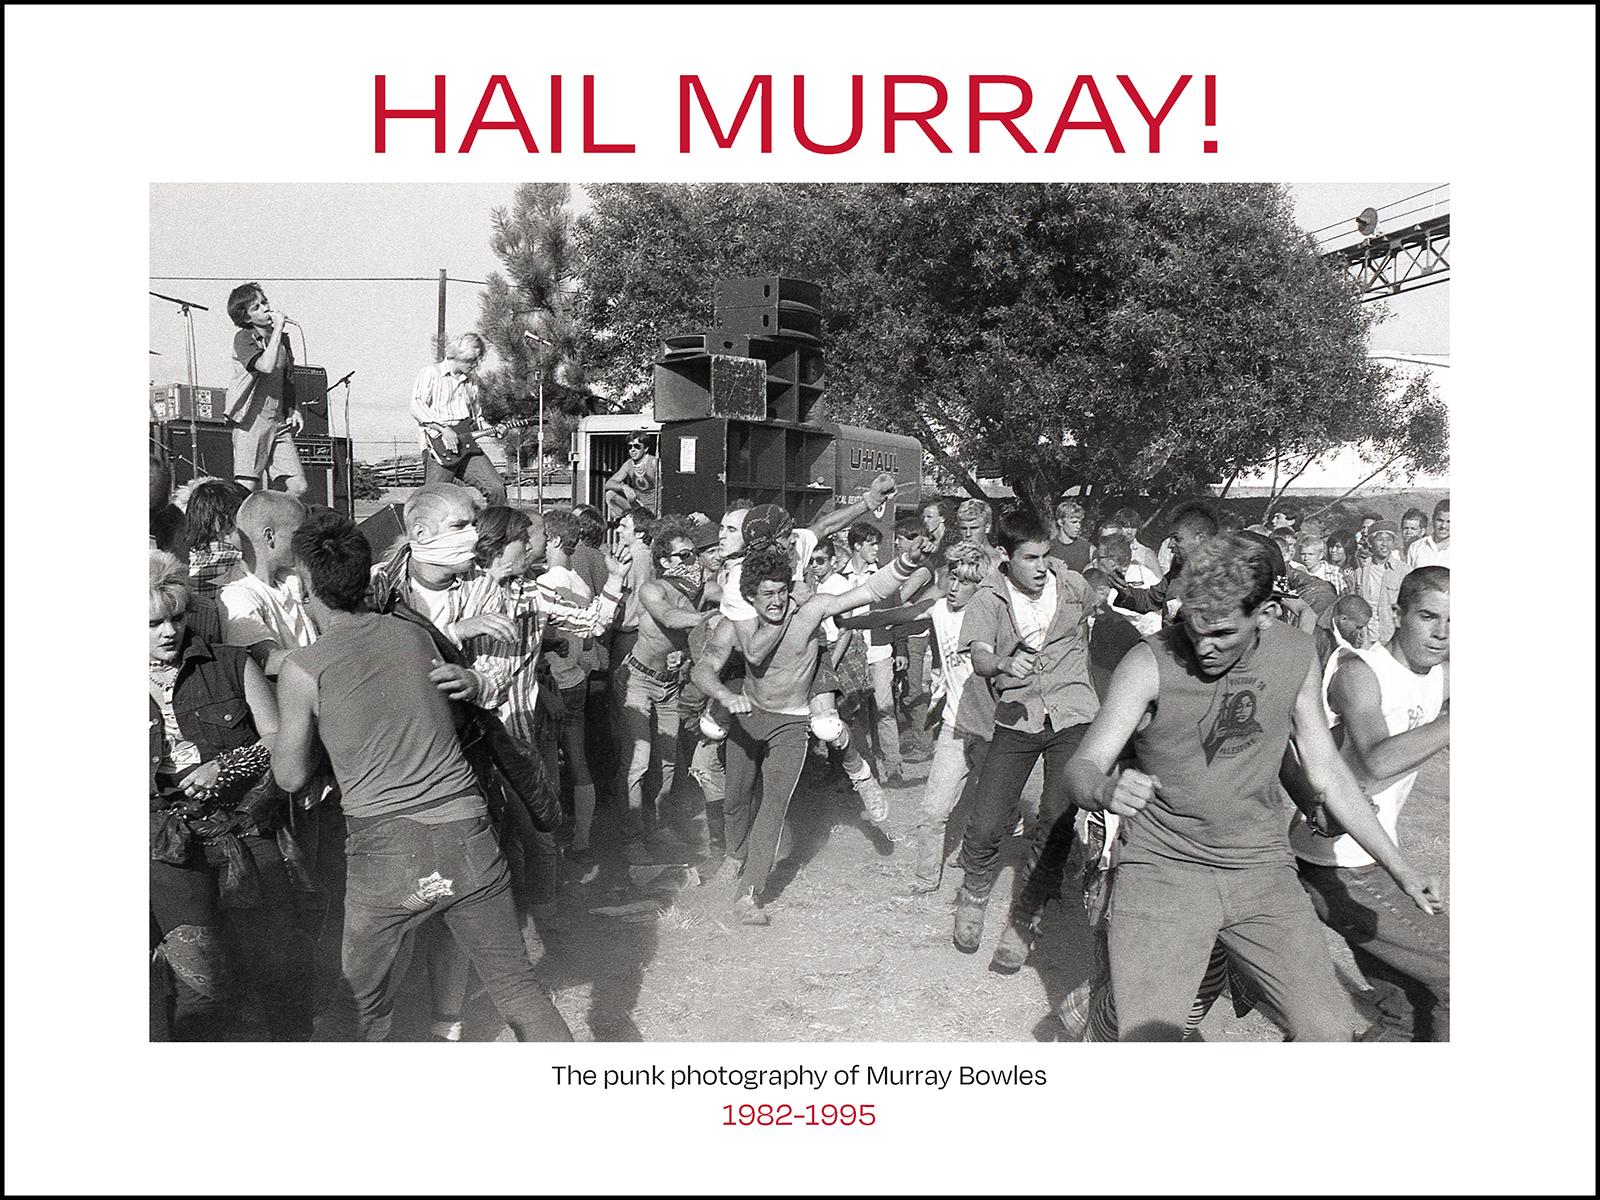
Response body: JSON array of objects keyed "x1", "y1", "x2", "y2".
[
  {"x1": 605, "y1": 433, "x2": 660, "y2": 522},
  {"x1": 412, "y1": 332, "x2": 506, "y2": 506},
  {"x1": 613, "y1": 518, "x2": 713, "y2": 862}
]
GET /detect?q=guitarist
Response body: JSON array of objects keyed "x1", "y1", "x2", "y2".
[{"x1": 411, "y1": 332, "x2": 506, "y2": 506}]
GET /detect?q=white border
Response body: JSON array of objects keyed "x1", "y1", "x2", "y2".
[{"x1": 6, "y1": 5, "x2": 1595, "y2": 1194}]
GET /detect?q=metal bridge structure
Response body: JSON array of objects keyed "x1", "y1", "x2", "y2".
[{"x1": 1324, "y1": 212, "x2": 1450, "y2": 302}]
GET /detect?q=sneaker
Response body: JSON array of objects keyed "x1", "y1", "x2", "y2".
[
  {"x1": 952, "y1": 887, "x2": 988, "y2": 954},
  {"x1": 989, "y1": 918, "x2": 1037, "y2": 974},
  {"x1": 733, "y1": 889, "x2": 769, "y2": 926},
  {"x1": 853, "y1": 770, "x2": 889, "y2": 825},
  {"x1": 428, "y1": 1018, "x2": 464, "y2": 1042}
]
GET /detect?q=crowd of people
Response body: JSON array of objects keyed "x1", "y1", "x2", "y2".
[{"x1": 148, "y1": 311, "x2": 1449, "y2": 1042}]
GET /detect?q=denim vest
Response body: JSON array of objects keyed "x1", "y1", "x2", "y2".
[{"x1": 149, "y1": 633, "x2": 262, "y2": 804}]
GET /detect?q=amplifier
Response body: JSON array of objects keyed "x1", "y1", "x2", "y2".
[
  {"x1": 290, "y1": 365, "x2": 329, "y2": 437},
  {"x1": 150, "y1": 384, "x2": 228, "y2": 424},
  {"x1": 293, "y1": 435, "x2": 336, "y2": 467}
]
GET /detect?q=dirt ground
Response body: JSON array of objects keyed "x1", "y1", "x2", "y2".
[
  {"x1": 377, "y1": 737, "x2": 1448, "y2": 1045},
  {"x1": 323, "y1": 490, "x2": 1450, "y2": 1044}
]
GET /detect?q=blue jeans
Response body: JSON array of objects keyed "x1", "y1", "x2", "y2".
[
  {"x1": 915, "y1": 725, "x2": 989, "y2": 888},
  {"x1": 340, "y1": 814, "x2": 571, "y2": 1041},
  {"x1": 150, "y1": 834, "x2": 313, "y2": 1041},
  {"x1": 723, "y1": 708, "x2": 810, "y2": 900},
  {"x1": 423, "y1": 446, "x2": 506, "y2": 506},
  {"x1": 957, "y1": 720, "x2": 1086, "y2": 922},
  {"x1": 621, "y1": 664, "x2": 682, "y2": 829},
  {"x1": 1297, "y1": 859, "x2": 1450, "y2": 1041},
  {"x1": 1108, "y1": 853, "x2": 1355, "y2": 1041}
]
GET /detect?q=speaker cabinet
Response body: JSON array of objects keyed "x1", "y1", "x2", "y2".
[
  {"x1": 290, "y1": 365, "x2": 329, "y2": 436},
  {"x1": 358, "y1": 502, "x2": 407, "y2": 558},
  {"x1": 713, "y1": 277, "x2": 823, "y2": 341},
  {"x1": 653, "y1": 354, "x2": 767, "y2": 421}
]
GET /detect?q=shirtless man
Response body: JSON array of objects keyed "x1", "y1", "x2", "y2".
[
  {"x1": 618, "y1": 517, "x2": 712, "y2": 863},
  {"x1": 712, "y1": 478, "x2": 900, "y2": 811},
  {"x1": 691, "y1": 542, "x2": 924, "y2": 924}
]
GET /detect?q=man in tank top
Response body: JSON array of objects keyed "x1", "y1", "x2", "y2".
[
  {"x1": 1291, "y1": 565, "x2": 1450, "y2": 1040},
  {"x1": 270, "y1": 510, "x2": 573, "y2": 1042},
  {"x1": 1064, "y1": 532, "x2": 1442, "y2": 1041}
]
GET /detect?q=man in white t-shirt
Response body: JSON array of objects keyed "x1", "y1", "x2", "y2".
[
  {"x1": 1290, "y1": 565, "x2": 1450, "y2": 1040},
  {"x1": 219, "y1": 491, "x2": 316, "y2": 674},
  {"x1": 1406, "y1": 499, "x2": 1450, "y2": 569}
]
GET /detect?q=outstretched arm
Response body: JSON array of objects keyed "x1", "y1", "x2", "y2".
[
  {"x1": 639, "y1": 579, "x2": 708, "y2": 631},
  {"x1": 809, "y1": 472, "x2": 898, "y2": 541},
  {"x1": 690, "y1": 616, "x2": 753, "y2": 713}
]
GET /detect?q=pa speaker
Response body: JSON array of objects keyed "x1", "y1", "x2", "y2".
[
  {"x1": 358, "y1": 503, "x2": 407, "y2": 558},
  {"x1": 713, "y1": 277, "x2": 823, "y2": 342},
  {"x1": 290, "y1": 365, "x2": 329, "y2": 436},
  {"x1": 653, "y1": 354, "x2": 767, "y2": 422}
]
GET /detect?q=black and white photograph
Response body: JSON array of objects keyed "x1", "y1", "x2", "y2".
[
  {"x1": 7, "y1": 5, "x2": 1594, "y2": 1196},
  {"x1": 141, "y1": 179, "x2": 1454, "y2": 1049}
]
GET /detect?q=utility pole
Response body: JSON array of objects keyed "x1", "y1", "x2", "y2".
[{"x1": 436, "y1": 268, "x2": 447, "y2": 356}]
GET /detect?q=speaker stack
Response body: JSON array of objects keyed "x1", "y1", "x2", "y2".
[
  {"x1": 652, "y1": 277, "x2": 837, "y2": 527},
  {"x1": 652, "y1": 276, "x2": 827, "y2": 425}
]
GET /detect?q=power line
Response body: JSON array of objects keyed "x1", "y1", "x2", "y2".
[
  {"x1": 1304, "y1": 185, "x2": 1449, "y2": 237},
  {"x1": 149, "y1": 274, "x2": 490, "y2": 285}
]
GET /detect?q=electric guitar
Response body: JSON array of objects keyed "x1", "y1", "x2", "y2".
[{"x1": 424, "y1": 415, "x2": 538, "y2": 469}]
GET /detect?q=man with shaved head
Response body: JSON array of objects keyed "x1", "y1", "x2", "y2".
[{"x1": 219, "y1": 490, "x2": 315, "y2": 676}]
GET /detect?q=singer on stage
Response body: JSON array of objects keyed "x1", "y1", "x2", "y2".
[
  {"x1": 223, "y1": 283, "x2": 307, "y2": 498},
  {"x1": 411, "y1": 332, "x2": 507, "y2": 506}
]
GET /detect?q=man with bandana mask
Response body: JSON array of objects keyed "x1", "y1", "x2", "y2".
[
  {"x1": 617, "y1": 517, "x2": 714, "y2": 863},
  {"x1": 365, "y1": 484, "x2": 519, "y2": 705},
  {"x1": 365, "y1": 485, "x2": 627, "y2": 1039}
]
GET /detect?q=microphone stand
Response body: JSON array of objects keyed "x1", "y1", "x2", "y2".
[
  {"x1": 331, "y1": 370, "x2": 355, "y2": 516},
  {"x1": 149, "y1": 290, "x2": 209, "y2": 480},
  {"x1": 524, "y1": 331, "x2": 552, "y2": 509}
]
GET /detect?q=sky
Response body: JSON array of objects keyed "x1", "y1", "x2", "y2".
[{"x1": 149, "y1": 179, "x2": 1450, "y2": 479}]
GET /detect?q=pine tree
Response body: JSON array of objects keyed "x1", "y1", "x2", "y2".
[{"x1": 476, "y1": 182, "x2": 598, "y2": 488}]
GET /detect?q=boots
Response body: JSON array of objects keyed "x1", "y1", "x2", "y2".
[
  {"x1": 952, "y1": 887, "x2": 989, "y2": 953},
  {"x1": 990, "y1": 913, "x2": 1041, "y2": 974}
]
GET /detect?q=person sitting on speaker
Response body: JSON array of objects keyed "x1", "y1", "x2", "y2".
[
  {"x1": 604, "y1": 433, "x2": 659, "y2": 522},
  {"x1": 411, "y1": 332, "x2": 506, "y2": 507},
  {"x1": 223, "y1": 283, "x2": 307, "y2": 499}
]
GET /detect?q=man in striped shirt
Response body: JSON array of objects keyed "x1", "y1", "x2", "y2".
[{"x1": 411, "y1": 332, "x2": 505, "y2": 506}]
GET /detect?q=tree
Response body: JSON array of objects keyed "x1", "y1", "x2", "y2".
[
  {"x1": 476, "y1": 182, "x2": 597, "y2": 475},
  {"x1": 571, "y1": 183, "x2": 1446, "y2": 514}
]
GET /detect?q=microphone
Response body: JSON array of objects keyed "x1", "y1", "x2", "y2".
[{"x1": 331, "y1": 370, "x2": 355, "y2": 388}]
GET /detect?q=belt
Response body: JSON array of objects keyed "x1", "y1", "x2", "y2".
[
  {"x1": 345, "y1": 788, "x2": 483, "y2": 832},
  {"x1": 625, "y1": 652, "x2": 681, "y2": 683}
]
